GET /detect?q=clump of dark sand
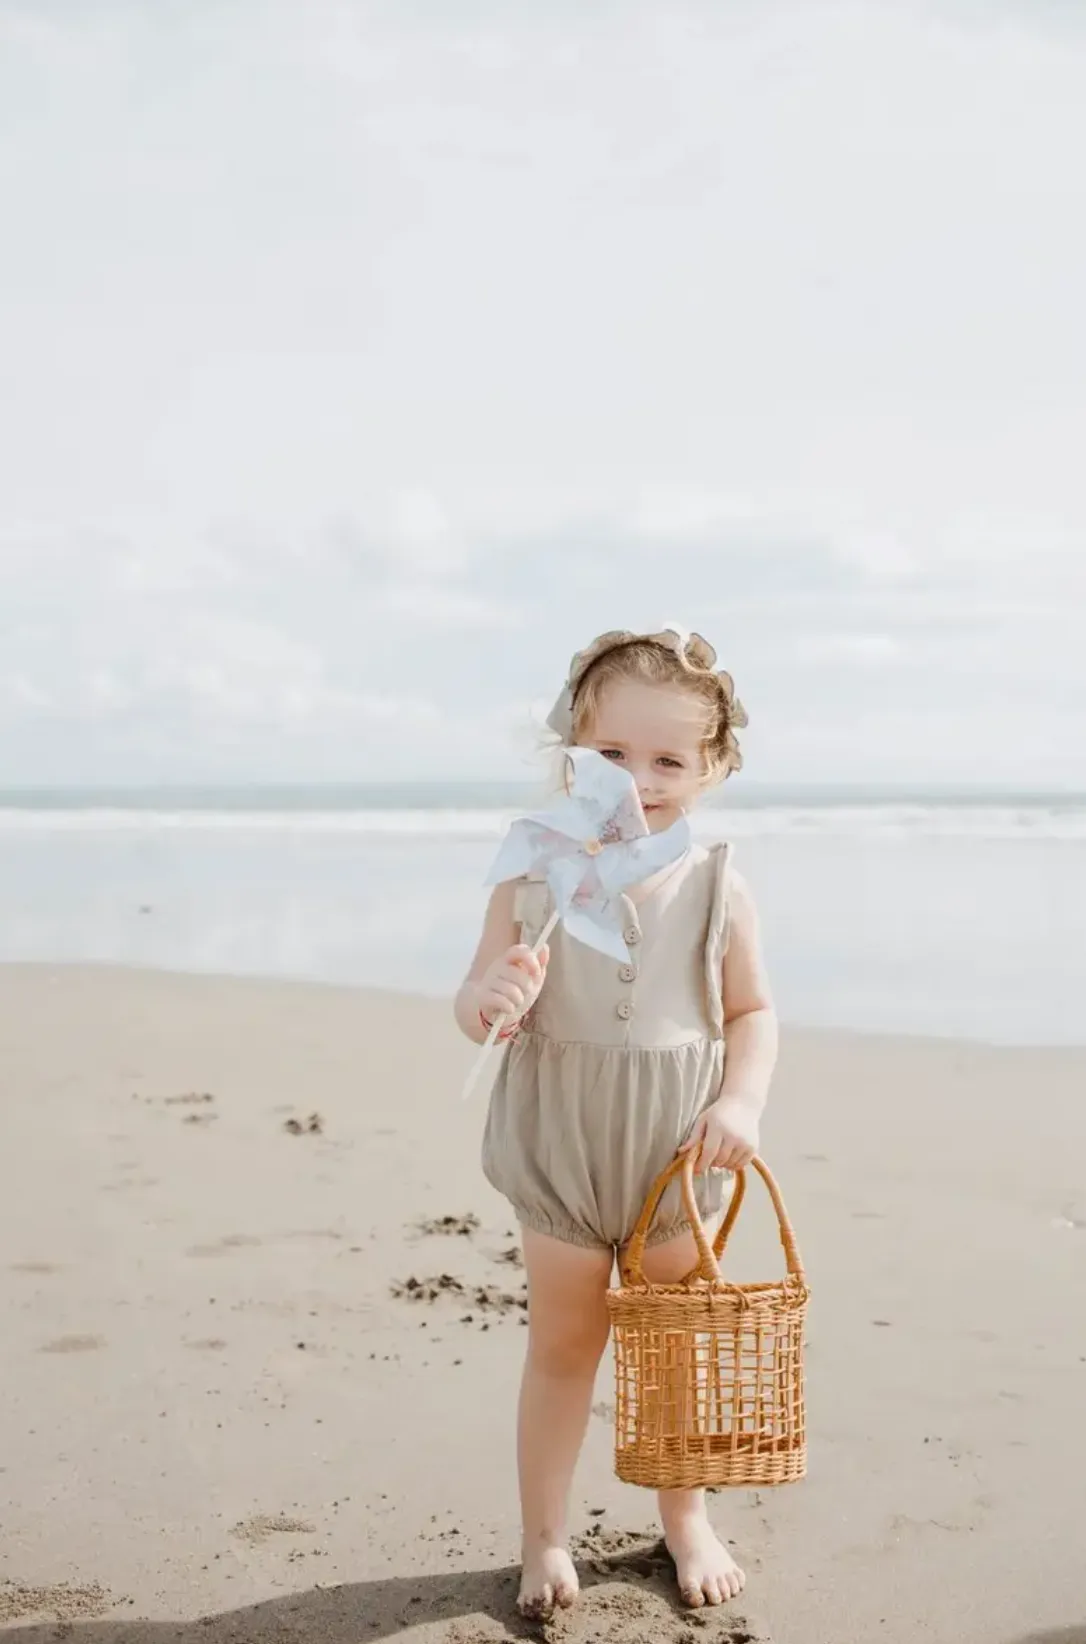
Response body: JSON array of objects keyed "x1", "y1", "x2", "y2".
[
  {"x1": 391, "y1": 1273, "x2": 528, "y2": 1321},
  {"x1": 283, "y1": 1112, "x2": 324, "y2": 1135},
  {"x1": 415, "y1": 1213, "x2": 481, "y2": 1238}
]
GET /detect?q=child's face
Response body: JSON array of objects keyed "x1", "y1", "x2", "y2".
[{"x1": 579, "y1": 678, "x2": 707, "y2": 832}]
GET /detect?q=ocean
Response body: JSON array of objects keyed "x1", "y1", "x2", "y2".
[{"x1": 1, "y1": 785, "x2": 1083, "y2": 1046}]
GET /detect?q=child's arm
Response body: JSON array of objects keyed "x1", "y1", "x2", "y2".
[
  {"x1": 453, "y1": 881, "x2": 550, "y2": 1046},
  {"x1": 680, "y1": 869, "x2": 778, "y2": 1173}
]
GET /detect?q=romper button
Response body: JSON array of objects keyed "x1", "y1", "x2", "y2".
[
  {"x1": 616, "y1": 1001, "x2": 632, "y2": 1020},
  {"x1": 624, "y1": 926, "x2": 641, "y2": 945},
  {"x1": 619, "y1": 964, "x2": 636, "y2": 983}
]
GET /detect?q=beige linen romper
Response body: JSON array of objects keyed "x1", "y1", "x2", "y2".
[{"x1": 482, "y1": 841, "x2": 735, "y2": 1251}]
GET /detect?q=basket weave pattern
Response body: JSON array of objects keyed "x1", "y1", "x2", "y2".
[{"x1": 606, "y1": 1154, "x2": 809, "y2": 1491}]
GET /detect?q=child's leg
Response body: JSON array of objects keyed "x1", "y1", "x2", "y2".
[
  {"x1": 517, "y1": 1227, "x2": 613, "y2": 1618},
  {"x1": 639, "y1": 1226, "x2": 746, "y2": 1609}
]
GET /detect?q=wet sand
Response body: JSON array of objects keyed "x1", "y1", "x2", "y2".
[{"x1": 1, "y1": 964, "x2": 1084, "y2": 1644}]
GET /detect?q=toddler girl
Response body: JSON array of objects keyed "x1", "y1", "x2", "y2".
[{"x1": 454, "y1": 625, "x2": 777, "y2": 1618}]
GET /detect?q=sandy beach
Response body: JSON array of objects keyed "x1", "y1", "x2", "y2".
[{"x1": 1, "y1": 963, "x2": 1084, "y2": 1644}]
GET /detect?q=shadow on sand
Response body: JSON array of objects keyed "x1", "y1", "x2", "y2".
[
  {"x1": 0, "y1": 1540, "x2": 766, "y2": 1644},
  {"x1": 1004, "y1": 1633, "x2": 1086, "y2": 1644}
]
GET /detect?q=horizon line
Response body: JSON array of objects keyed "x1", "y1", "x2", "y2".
[{"x1": 1, "y1": 780, "x2": 1085, "y2": 805}]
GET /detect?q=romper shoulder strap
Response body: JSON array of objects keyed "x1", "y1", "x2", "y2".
[
  {"x1": 703, "y1": 841, "x2": 734, "y2": 1040},
  {"x1": 513, "y1": 874, "x2": 552, "y2": 947}
]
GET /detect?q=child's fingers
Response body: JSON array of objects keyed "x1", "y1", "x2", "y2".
[
  {"x1": 678, "y1": 1116, "x2": 708, "y2": 1157},
  {"x1": 694, "y1": 1120, "x2": 725, "y2": 1174},
  {"x1": 480, "y1": 945, "x2": 548, "y2": 1025},
  {"x1": 487, "y1": 978, "x2": 527, "y2": 1014},
  {"x1": 508, "y1": 945, "x2": 545, "y2": 984}
]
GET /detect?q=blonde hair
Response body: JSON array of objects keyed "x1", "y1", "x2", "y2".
[{"x1": 568, "y1": 638, "x2": 744, "y2": 784}]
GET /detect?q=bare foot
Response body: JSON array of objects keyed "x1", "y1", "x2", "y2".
[
  {"x1": 661, "y1": 1499, "x2": 745, "y2": 1608},
  {"x1": 517, "y1": 1542, "x2": 579, "y2": 1620}
]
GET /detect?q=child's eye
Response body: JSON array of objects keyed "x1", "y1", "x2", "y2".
[
  {"x1": 599, "y1": 748, "x2": 624, "y2": 761},
  {"x1": 658, "y1": 757, "x2": 682, "y2": 768}
]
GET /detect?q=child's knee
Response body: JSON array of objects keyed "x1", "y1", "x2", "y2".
[{"x1": 527, "y1": 1311, "x2": 609, "y2": 1378}]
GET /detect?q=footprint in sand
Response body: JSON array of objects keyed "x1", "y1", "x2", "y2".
[
  {"x1": 187, "y1": 1235, "x2": 263, "y2": 1258},
  {"x1": 39, "y1": 1335, "x2": 105, "y2": 1355},
  {"x1": 0, "y1": 1580, "x2": 114, "y2": 1624},
  {"x1": 230, "y1": 1514, "x2": 315, "y2": 1547},
  {"x1": 188, "y1": 1231, "x2": 342, "y2": 1260}
]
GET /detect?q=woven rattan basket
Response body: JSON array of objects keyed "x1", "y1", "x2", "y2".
[{"x1": 606, "y1": 1153, "x2": 809, "y2": 1491}]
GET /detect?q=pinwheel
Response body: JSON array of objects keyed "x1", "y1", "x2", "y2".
[{"x1": 460, "y1": 748, "x2": 691, "y2": 1100}]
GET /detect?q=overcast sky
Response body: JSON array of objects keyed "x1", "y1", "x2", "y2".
[{"x1": 1, "y1": 0, "x2": 1083, "y2": 788}]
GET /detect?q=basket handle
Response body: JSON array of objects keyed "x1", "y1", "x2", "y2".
[
  {"x1": 621, "y1": 1152, "x2": 721, "y2": 1287},
  {"x1": 621, "y1": 1153, "x2": 806, "y2": 1290}
]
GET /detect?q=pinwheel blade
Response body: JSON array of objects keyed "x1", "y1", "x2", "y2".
[
  {"x1": 562, "y1": 902, "x2": 632, "y2": 962},
  {"x1": 484, "y1": 819, "x2": 561, "y2": 886},
  {"x1": 593, "y1": 814, "x2": 692, "y2": 897}
]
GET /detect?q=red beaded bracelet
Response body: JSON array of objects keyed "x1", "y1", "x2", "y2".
[{"x1": 480, "y1": 1010, "x2": 522, "y2": 1042}]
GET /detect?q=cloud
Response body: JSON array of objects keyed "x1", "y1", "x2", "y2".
[
  {"x1": 0, "y1": 0, "x2": 1083, "y2": 784},
  {"x1": 795, "y1": 633, "x2": 905, "y2": 667},
  {"x1": 368, "y1": 582, "x2": 515, "y2": 631},
  {"x1": 0, "y1": 496, "x2": 1081, "y2": 784}
]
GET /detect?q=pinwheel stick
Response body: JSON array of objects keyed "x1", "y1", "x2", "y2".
[{"x1": 460, "y1": 907, "x2": 560, "y2": 1103}]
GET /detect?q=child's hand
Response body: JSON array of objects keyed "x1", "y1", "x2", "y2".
[
  {"x1": 680, "y1": 1095, "x2": 760, "y2": 1174},
  {"x1": 475, "y1": 943, "x2": 549, "y2": 1025}
]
